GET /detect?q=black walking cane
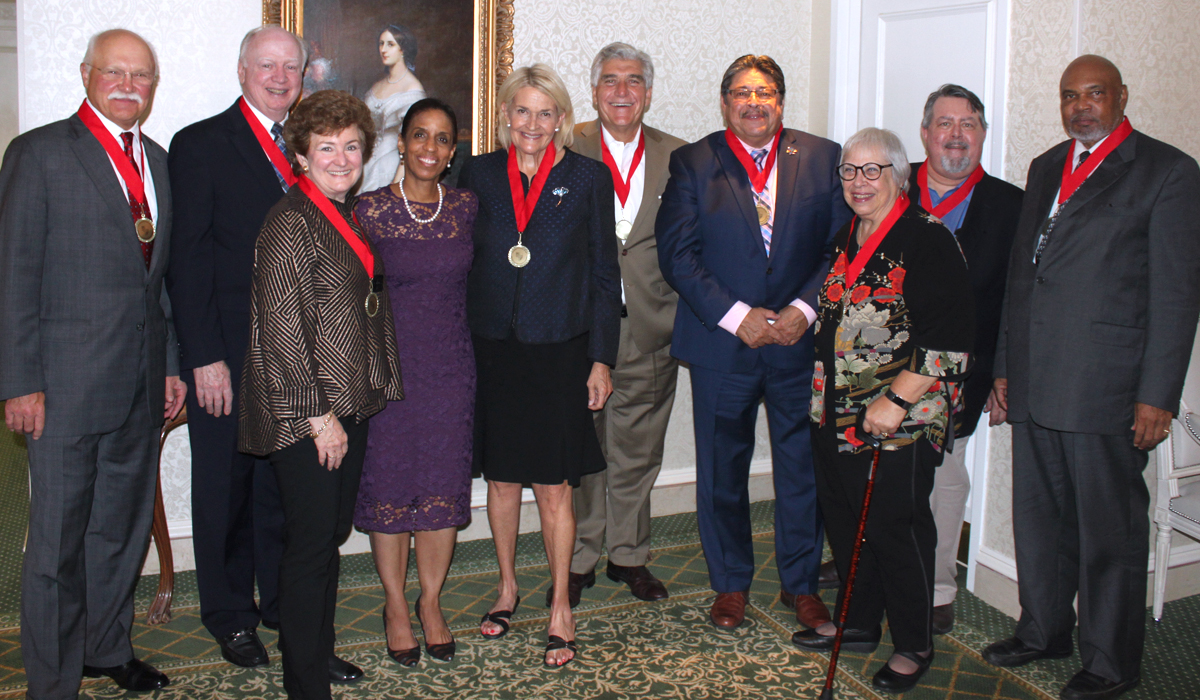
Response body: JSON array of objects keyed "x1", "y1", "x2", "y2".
[{"x1": 819, "y1": 411, "x2": 883, "y2": 700}]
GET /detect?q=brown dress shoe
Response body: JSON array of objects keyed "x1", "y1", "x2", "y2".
[
  {"x1": 710, "y1": 591, "x2": 749, "y2": 629},
  {"x1": 783, "y1": 591, "x2": 831, "y2": 629},
  {"x1": 606, "y1": 563, "x2": 669, "y2": 601},
  {"x1": 818, "y1": 559, "x2": 841, "y2": 589},
  {"x1": 545, "y1": 569, "x2": 596, "y2": 608},
  {"x1": 932, "y1": 603, "x2": 955, "y2": 635}
]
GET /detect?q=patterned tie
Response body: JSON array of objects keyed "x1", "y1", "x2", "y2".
[
  {"x1": 121, "y1": 132, "x2": 153, "y2": 269},
  {"x1": 270, "y1": 122, "x2": 291, "y2": 192},
  {"x1": 1077, "y1": 150, "x2": 1091, "y2": 170},
  {"x1": 751, "y1": 148, "x2": 773, "y2": 255}
]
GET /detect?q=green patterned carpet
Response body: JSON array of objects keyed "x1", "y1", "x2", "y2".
[{"x1": 1, "y1": 418, "x2": 1198, "y2": 698}]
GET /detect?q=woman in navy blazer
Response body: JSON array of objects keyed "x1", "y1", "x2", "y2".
[{"x1": 459, "y1": 64, "x2": 620, "y2": 668}]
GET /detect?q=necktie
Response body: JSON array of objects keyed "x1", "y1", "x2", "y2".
[
  {"x1": 750, "y1": 148, "x2": 773, "y2": 255},
  {"x1": 1033, "y1": 149, "x2": 1094, "y2": 265},
  {"x1": 270, "y1": 122, "x2": 291, "y2": 192},
  {"x1": 1077, "y1": 150, "x2": 1091, "y2": 170},
  {"x1": 122, "y1": 132, "x2": 153, "y2": 269}
]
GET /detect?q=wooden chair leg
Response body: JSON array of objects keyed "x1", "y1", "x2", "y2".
[{"x1": 147, "y1": 408, "x2": 188, "y2": 624}]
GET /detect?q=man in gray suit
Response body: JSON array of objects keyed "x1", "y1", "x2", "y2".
[
  {"x1": 0, "y1": 28, "x2": 184, "y2": 698},
  {"x1": 561, "y1": 43, "x2": 686, "y2": 607},
  {"x1": 984, "y1": 55, "x2": 1200, "y2": 700}
]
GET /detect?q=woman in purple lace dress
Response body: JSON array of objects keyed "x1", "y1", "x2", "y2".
[{"x1": 353, "y1": 98, "x2": 476, "y2": 666}]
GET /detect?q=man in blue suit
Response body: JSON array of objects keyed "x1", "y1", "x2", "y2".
[{"x1": 657, "y1": 55, "x2": 850, "y2": 629}]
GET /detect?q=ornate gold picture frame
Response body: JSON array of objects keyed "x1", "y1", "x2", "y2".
[{"x1": 264, "y1": 0, "x2": 513, "y2": 155}]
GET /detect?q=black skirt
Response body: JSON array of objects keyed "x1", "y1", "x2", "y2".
[{"x1": 472, "y1": 332, "x2": 605, "y2": 486}]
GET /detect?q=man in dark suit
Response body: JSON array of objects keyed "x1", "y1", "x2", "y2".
[
  {"x1": 0, "y1": 28, "x2": 185, "y2": 697},
  {"x1": 165, "y1": 26, "x2": 340, "y2": 677},
  {"x1": 566, "y1": 42, "x2": 687, "y2": 606},
  {"x1": 984, "y1": 55, "x2": 1200, "y2": 700},
  {"x1": 657, "y1": 54, "x2": 851, "y2": 630}
]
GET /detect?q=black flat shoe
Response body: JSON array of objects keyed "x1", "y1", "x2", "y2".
[
  {"x1": 1060, "y1": 669, "x2": 1140, "y2": 700},
  {"x1": 982, "y1": 636, "x2": 1073, "y2": 667},
  {"x1": 83, "y1": 659, "x2": 170, "y2": 692},
  {"x1": 328, "y1": 655, "x2": 363, "y2": 684},
  {"x1": 216, "y1": 627, "x2": 269, "y2": 668},
  {"x1": 872, "y1": 649, "x2": 934, "y2": 693},
  {"x1": 415, "y1": 597, "x2": 456, "y2": 662},
  {"x1": 382, "y1": 610, "x2": 420, "y2": 667},
  {"x1": 791, "y1": 624, "x2": 881, "y2": 653},
  {"x1": 543, "y1": 635, "x2": 577, "y2": 668},
  {"x1": 480, "y1": 595, "x2": 521, "y2": 640}
]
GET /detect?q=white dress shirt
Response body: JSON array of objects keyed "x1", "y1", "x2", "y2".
[
  {"x1": 86, "y1": 98, "x2": 158, "y2": 221},
  {"x1": 601, "y1": 124, "x2": 646, "y2": 305}
]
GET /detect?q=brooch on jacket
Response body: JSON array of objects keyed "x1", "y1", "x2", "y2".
[{"x1": 553, "y1": 187, "x2": 569, "y2": 206}]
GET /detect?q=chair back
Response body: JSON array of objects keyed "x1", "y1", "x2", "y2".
[{"x1": 1158, "y1": 329, "x2": 1200, "y2": 491}]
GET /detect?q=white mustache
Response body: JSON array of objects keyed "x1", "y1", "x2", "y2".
[{"x1": 107, "y1": 90, "x2": 145, "y2": 104}]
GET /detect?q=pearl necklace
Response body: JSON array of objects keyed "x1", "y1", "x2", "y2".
[{"x1": 398, "y1": 177, "x2": 443, "y2": 223}]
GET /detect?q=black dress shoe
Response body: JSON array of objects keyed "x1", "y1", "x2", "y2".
[
  {"x1": 216, "y1": 627, "x2": 269, "y2": 668},
  {"x1": 260, "y1": 618, "x2": 280, "y2": 631},
  {"x1": 1060, "y1": 669, "x2": 1140, "y2": 700},
  {"x1": 872, "y1": 649, "x2": 934, "y2": 693},
  {"x1": 328, "y1": 656, "x2": 363, "y2": 684},
  {"x1": 932, "y1": 603, "x2": 955, "y2": 635},
  {"x1": 82, "y1": 659, "x2": 170, "y2": 692},
  {"x1": 818, "y1": 559, "x2": 841, "y2": 590},
  {"x1": 606, "y1": 563, "x2": 669, "y2": 601},
  {"x1": 982, "y1": 636, "x2": 1073, "y2": 667},
  {"x1": 546, "y1": 569, "x2": 596, "y2": 608},
  {"x1": 791, "y1": 624, "x2": 881, "y2": 653}
]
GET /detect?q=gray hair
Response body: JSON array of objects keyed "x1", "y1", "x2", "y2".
[
  {"x1": 238, "y1": 26, "x2": 308, "y2": 71},
  {"x1": 589, "y1": 42, "x2": 654, "y2": 89},
  {"x1": 842, "y1": 127, "x2": 910, "y2": 193},
  {"x1": 83, "y1": 29, "x2": 160, "y2": 78},
  {"x1": 920, "y1": 84, "x2": 988, "y2": 130}
]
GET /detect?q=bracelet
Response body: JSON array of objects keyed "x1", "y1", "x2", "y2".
[
  {"x1": 310, "y1": 411, "x2": 334, "y2": 439},
  {"x1": 884, "y1": 388, "x2": 913, "y2": 411}
]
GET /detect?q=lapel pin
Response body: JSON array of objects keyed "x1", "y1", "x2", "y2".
[
  {"x1": 553, "y1": 187, "x2": 569, "y2": 206},
  {"x1": 785, "y1": 146, "x2": 798, "y2": 156}
]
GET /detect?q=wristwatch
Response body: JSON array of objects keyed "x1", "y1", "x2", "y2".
[{"x1": 884, "y1": 388, "x2": 912, "y2": 411}]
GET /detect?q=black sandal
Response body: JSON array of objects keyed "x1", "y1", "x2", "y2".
[
  {"x1": 543, "y1": 635, "x2": 578, "y2": 668},
  {"x1": 479, "y1": 596, "x2": 521, "y2": 640}
]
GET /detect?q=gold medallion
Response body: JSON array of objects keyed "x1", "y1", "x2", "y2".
[
  {"x1": 364, "y1": 291, "x2": 380, "y2": 317},
  {"x1": 508, "y1": 244, "x2": 531, "y2": 268},
  {"x1": 756, "y1": 205, "x2": 770, "y2": 226},
  {"x1": 135, "y1": 218, "x2": 156, "y2": 243},
  {"x1": 615, "y1": 219, "x2": 633, "y2": 242}
]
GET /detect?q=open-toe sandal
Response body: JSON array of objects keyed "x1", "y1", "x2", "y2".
[
  {"x1": 479, "y1": 595, "x2": 521, "y2": 640},
  {"x1": 543, "y1": 635, "x2": 578, "y2": 668}
]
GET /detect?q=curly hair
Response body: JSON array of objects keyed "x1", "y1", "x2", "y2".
[{"x1": 283, "y1": 90, "x2": 376, "y2": 176}]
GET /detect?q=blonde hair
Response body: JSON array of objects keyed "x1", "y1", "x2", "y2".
[{"x1": 497, "y1": 63, "x2": 574, "y2": 151}]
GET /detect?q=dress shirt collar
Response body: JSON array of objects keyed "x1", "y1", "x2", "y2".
[
  {"x1": 86, "y1": 98, "x2": 141, "y2": 141},
  {"x1": 600, "y1": 123, "x2": 643, "y2": 173},
  {"x1": 243, "y1": 98, "x2": 287, "y2": 131},
  {"x1": 1071, "y1": 131, "x2": 1109, "y2": 170}
]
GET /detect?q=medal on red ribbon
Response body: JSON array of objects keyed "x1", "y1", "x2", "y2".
[
  {"x1": 1058, "y1": 116, "x2": 1133, "y2": 205},
  {"x1": 600, "y1": 130, "x2": 645, "y2": 242},
  {"x1": 238, "y1": 97, "x2": 298, "y2": 188},
  {"x1": 295, "y1": 176, "x2": 381, "y2": 316},
  {"x1": 725, "y1": 127, "x2": 781, "y2": 225},
  {"x1": 844, "y1": 194, "x2": 909, "y2": 292},
  {"x1": 505, "y1": 142, "x2": 556, "y2": 268},
  {"x1": 917, "y1": 161, "x2": 984, "y2": 220},
  {"x1": 77, "y1": 100, "x2": 155, "y2": 242}
]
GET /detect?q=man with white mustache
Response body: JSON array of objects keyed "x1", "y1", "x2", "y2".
[
  {"x1": 1, "y1": 28, "x2": 184, "y2": 696},
  {"x1": 563, "y1": 43, "x2": 686, "y2": 607},
  {"x1": 165, "y1": 25, "x2": 362, "y2": 684},
  {"x1": 815, "y1": 84, "x2": 1023, "y2": 636},
  {"x1": 657, "y1": 55, "x2": 851, "y2": 631}
]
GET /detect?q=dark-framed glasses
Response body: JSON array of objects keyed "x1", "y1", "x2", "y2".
[
  {"x1": 726, "y1": 87, "x2": 780, "y2": 103},
  {"x1": 837, "y1": 162, "x2": 892, "y2": 181}
]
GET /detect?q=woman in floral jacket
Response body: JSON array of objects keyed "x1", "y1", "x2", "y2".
[{"x1": 793, "y1": 127, "x2": 974, "y2": 695}]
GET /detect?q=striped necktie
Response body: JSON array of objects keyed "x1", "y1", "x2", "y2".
[
  {"x1": 270, "y1": 122, "x2": 290, "y2": 192},
  {"x1": 751, "y1": 148, "x2": 773, "y2": 255}
]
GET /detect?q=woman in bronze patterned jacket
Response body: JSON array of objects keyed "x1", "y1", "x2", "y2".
[
  {"x1": 792, "y1": 127, "x2": 973, "y2": 695},
  {"x1": 239, "y1": 90, "x2": 402, "y2": 700}
]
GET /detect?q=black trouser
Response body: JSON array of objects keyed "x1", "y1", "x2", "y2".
[
  {"x1": 270, "y1": 418, "x2": 368, "y2": 700},
  {"x1": 1011, "y1": 420, "x2": 1148, "y2": 684},
  {"x1": 813, "y1": 433, "x2": 937, "y2": 654}
]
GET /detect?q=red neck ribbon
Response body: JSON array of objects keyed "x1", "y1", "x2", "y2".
[
  {"x1": 76, "y1": 100, "x2": 150, "y2": 217},
  {"x1": 600, "y1": 130, "x2": 645, "y2": 207},
  {"x1": 506, "y1": 142, "x2": 556, "y2": 233},
  {"x1": 296, "y1": 175, "x2": 373, "y2": 279},
  {"x1": 844, "y1": 193, "x2": 909, "y2": 290},
  {"x1": 1059, "y1": 116, "x2": 1133, "y2": 205},
  {"x1": 724, "y1": 128, "x2": 782, "y2": 193},
  {"x1": 917, "y1": 161, "x2": 984, "y2": 219},
  {"x1": 238, "y1": 97, "x2": 298, "y2": 188}
]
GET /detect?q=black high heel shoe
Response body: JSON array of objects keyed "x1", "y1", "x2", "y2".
[
  {"x1": 415, "y1": 595, "x2": 456, "y2": 662},
  {"x1": 382, "y1": 608, "x2": 420, "y2": 667},
  {"x1": 480, "y1": 595, "x2": 521, "y2": 640}
]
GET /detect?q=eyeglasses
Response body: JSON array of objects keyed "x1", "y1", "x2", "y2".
[
  {"x1": 86, "y1": 64, "x2": 155, "y2": 87},
  {"x1": 837, "y1": 163, "x2": 893, "y2": 181},
  {"x1": 726, "y1": 87, "x2": 780, "y2": 103}
]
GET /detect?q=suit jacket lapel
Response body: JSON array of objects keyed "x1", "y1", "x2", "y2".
[
  {"x1": 717, "y1": 135, "x2": 765, "y2": 258},
  {"x1": 68, "y1": 116, "x2": 144, "y2": 261},
  {"x1": 227, "y1": 102, "x2": 289, "y2": 201},
  {"x1": 145, "y1": 143, "x2": 170, "y2": 277},
  {"x1": 1059, "y1": 132, "x2": 1136, "y2": 218},
  {"x1": 628, "y1": 127, "x2": 668, "y2": 246},
  {"x1": 769, "y1": 130, "x2": 800, "y2": 261}
]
